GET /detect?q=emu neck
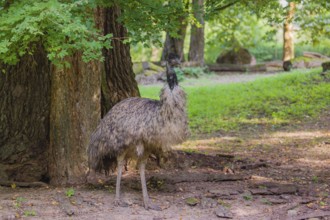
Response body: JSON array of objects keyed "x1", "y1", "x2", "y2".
[
  {"x1": 160, "y1": 85, "x2": 186, "y2": 113},
  {"x1": 166, "y1": 66, "x2": 178, "y2": 90}
]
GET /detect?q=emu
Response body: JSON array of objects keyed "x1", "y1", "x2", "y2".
[{"x1": 88, "y1": 54, "x2": 188, "y2": 210}]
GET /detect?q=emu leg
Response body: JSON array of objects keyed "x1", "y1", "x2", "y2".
[
  {"x1": 114, "y1": 160, "x2": 127, "y2": 206},
  {"x1": 139, "y1": 161, "x2": 161, "y2": 211}
]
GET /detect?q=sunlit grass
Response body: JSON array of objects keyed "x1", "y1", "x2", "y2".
[{"x1": 139, "y1": 68, "x2": 330, "y2": 134}]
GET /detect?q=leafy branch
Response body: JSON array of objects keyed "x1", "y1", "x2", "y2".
[{"x1": 0, "y1": 0, "x2": 111, "y2": 65}]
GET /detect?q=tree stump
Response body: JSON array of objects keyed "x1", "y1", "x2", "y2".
[
  {"x1": 322, "y1": 61, "x2": 330, "y2": 72},
  {"x1": 283, "y1": 60, "x2": 292, "y2": 71}
]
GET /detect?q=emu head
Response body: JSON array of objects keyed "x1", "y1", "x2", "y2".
[{"x1": 166, "y1": 53, "x2": 180, "y2": 90}]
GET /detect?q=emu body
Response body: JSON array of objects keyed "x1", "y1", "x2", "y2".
[{"x1": 88, "y1": 58, "x2": 188, "y2": 209}]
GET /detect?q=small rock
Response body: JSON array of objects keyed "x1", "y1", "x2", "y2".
[
  {"x1": 201, "y1": 197, "x2": 217, "y2": 209},
  {"x1": 2, "y1": 214, "x2": 17, "y2": 220},
  {"x1": 65, "y1": 209, "x2": 74, "y2": 216},
  {"x1": 300, "y1": 197, "x2": 317, "y2": 204},
  {"x1": 237, "y1": 189, "x2": 245, "y2": 194},
  {"x1": 269, "y1": 184, "x2": 297, "y2": 195},
  {"x1": 209, "y1": 190, "x2": 230, "y2": 197},
  {"x1": 214, "y1": 206, "x2": 234, "y2": 219},
  {"x1": 280, "y1": 195, "x2": 291, "y2": 200},
  {"x1": 209, "y1": 189, "x2": 239, "y2": 196},
  {"x1": 287, "y1": 209, "x2": 298, "y2": 216},
  {"x1": 267, "y1": 198, "x2": 287, "y2": 204}
]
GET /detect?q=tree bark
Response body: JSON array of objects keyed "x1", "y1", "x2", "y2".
[
  {"x1": 48, "y1": 54, "x2": 101, "y2": 185},
  {"x1": 0, "y1": 44, "x2": 51, "y2": 182},
  {"x1": 161, "y1": 26, "x2": 187, "y2": 62},
  {"x1": 95, "y1": 5, "x2": 140, "y2": 116},
  {"x1": 161, "y1": 1, "x2": 189, "y2": 62},
  {"x1": 188, "y1": 0, "x2": 205, "y2": 66},
  {"x1": 0, "y1": 4, "x2": 140, "y2": 186},
  {"x1": 283, "y1": 2, "x2": 295, "y2": 62}
]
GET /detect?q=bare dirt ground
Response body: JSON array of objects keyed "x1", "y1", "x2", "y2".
[
  {"x1": 0, "y1": 110, "x2": 329, "y2": 220},
  {"x1": 1, "y1": 67, "x2": 329, "y2": 220}
]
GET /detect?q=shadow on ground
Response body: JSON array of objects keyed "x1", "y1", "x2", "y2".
[{"x1": 0, "y1": 112, "x2": 329, "y2": 220}]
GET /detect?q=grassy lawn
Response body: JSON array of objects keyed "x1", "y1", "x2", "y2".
[{"x1": 140, "y1": 68, "x2": 330, "y2": 135}]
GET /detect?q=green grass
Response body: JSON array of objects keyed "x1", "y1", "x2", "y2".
[{"x1": 140, "y1": 68, "x2": 330, "y2": 134}]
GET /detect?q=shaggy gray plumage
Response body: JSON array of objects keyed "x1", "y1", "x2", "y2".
[{"x1": 88, "y1": 57, "x2": 188, "y2": 210}]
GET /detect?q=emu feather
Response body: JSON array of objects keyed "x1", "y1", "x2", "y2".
[{"x1": 88, "y1": 55, "x2": 188, "y2": 210}]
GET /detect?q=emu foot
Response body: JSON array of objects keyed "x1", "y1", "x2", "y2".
[{"x1": 114, "y1": 199, "x2": 130, "y2": 207}]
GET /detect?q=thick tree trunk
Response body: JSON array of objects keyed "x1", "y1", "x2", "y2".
[
  {"x1": 0, "y1": 5, "x2": 139, "y2": 186},
  {"x1": 95, "y1": 5, "x2": 140, "y2": 115},
  {"x1": 48, "y1": 54, "x2": 101, "y2": 185},
  {"x1": 0, "y1": 44, "x2": 51, "y2": 182},
  {"x1": 188, "y1": 0, "x2": 205, "y2": 66},
  {"x1": 283, "y1": 2, "x2": 295, "y2": 62}
]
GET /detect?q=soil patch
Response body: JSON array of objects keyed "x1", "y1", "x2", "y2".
[{"x1": 1, "y1": 111, "x2": 329, "y2": 219}]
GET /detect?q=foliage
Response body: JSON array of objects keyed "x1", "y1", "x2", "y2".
[
  {"x1": 140, "y1": 68, "x2": 330, "y2": 134},
  {"x1": 243, "y1": 194, "x2": 253, "y2": 201},
  {"x1": 174, "y1": 67, "x2": 211, "y2": 81},
  {"x1": 204, "y1": 3, "x2": 278, "y2": 63},
  {"x1": 0, "y1": 0, "x2": 112, "y2": 65},
  {"x1": 13, "y1": 197, "x2": 26, "y2": 208},
  {"x1": 23, "y1": 210, "x2": 37, "y2": 217},
  {"x1": 254, "y1": 0, "x2": 330, "y2": 45},
  {"x1": 65, "y1": 187, "x2": 75, "y2": 198},
  {"x1": 249, "y1": 43, "x2": 280, "y2": 62},
  {"x1": 0, "y1": 0, "x2": 196, "y2": 65},
  {"x1": 297, "y1": 2, "x2": 330, "y2": 44},
  {"x1": 249, "y1": 39, "x2": 330, "y2": 62},
  {"x1": 117, "y1": 0, "x2": 192, "y2": 45}
]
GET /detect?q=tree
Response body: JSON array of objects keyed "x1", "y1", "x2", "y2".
[
  {"x1": 283, "y1": 2, "x2": 296, "y2": 62},
  {"x1": 0, "y1": 0, "x2": 138, "y2": 185},
  {"x1": 161, "y1": 0, "x2": 189, "y2": 62},
  {"x1": 95, "y1": 5, "x2": 140, "y2": 116},
  {"x1": 161, "y1": 25, "x2": 187, "y2": 62},
  {"x1": 188, "y1": 0, "x2": 205, "y2": 66},
  {"x1": 48, "y1": 53, "x2": 101, "y2": 185},
  {"x1": 0, "y1": 44, "x2": 51, "y2": 182},
  {"x1": 0, "y1": 1, "x2": 106, "y2": 185},
  {"x1": 0, "y1": 0, "x2": 188, "y2": 185}
]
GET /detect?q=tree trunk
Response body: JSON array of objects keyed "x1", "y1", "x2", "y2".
[
  {"x1": 48, "y1": 54, "x2": 101, "y2": 185},
  {"x1": 0, "y1": 5, "x2": 139, "y2": 186},
  {"x1": 0, "y1": 44, "x2": 51, "y2": 182},
  {"x1": 161, "y1": 26, "x2": 187, "y2": 62},
  {"x1": 283, "y1": 2, "x2": 295, "y2": 62},
  {"x1": 95, "y1": 5, "x2": 140, "y2": 115},
  {"x1": 161, "y1": 1, "x2": 188, "y2": 62},
  {"x1": 188, "y1": 0, "x2": 205, "y2": 66}
]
